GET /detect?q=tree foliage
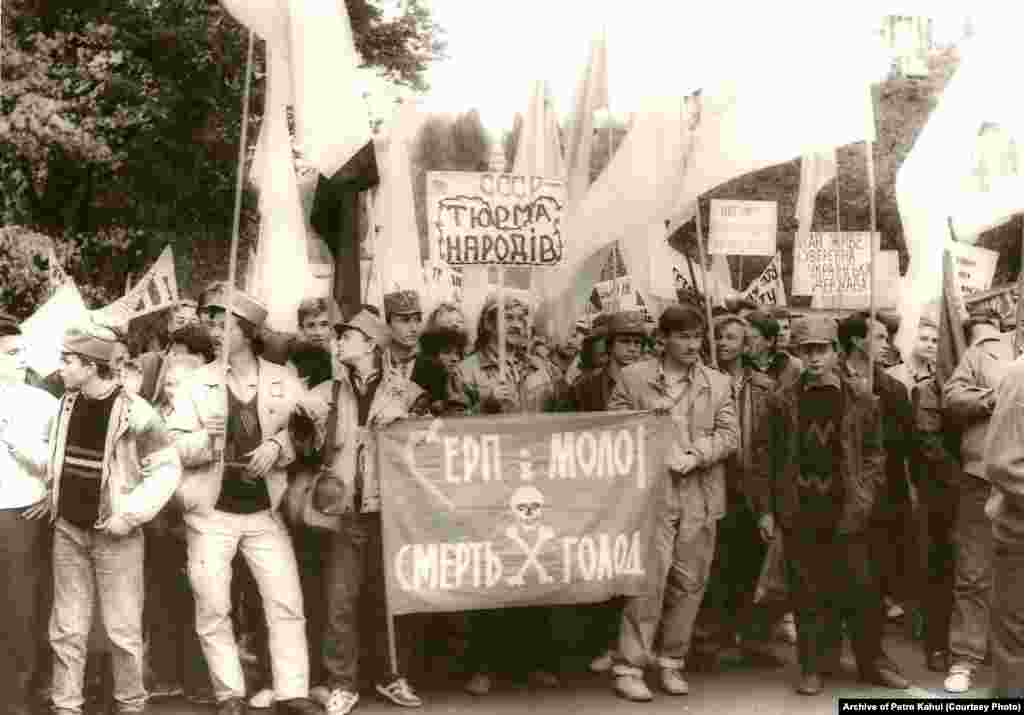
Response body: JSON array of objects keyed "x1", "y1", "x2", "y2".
[{"x1": 1, "y1": 0, "x2": 445, "y2": 315}]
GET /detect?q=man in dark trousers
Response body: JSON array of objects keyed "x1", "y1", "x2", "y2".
[{"x1": 752, "y1": 315, "x2": 909, "y2": 696}]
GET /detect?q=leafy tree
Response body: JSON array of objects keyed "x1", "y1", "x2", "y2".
[{"x1": 1, "y1": 0, "x2": 445, "y2": 314}]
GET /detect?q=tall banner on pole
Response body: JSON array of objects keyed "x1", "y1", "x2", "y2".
[
  {"x1": 741, "y1": 252, "x2": 787, "y2": 306},
  {"x1": 92, "y1": 246, "x2": 179, "y2": 326},
  {"x1": 708, "y1": 199, "x2": 778, "y2": 256},
  {"x1": 378, "y1": 411, "x2": 668, "y2": 615}
]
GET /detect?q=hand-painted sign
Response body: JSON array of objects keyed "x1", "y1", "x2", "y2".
[
  {"x1": 427, "y1": 172, "x2": 567, "y2": 267},
  {"x1": 709, "y1": 200, "x2": 778, "y2": 256},
  {"x1": 92, "y1": 246, "x2": 179, "y2": 325},
  {"x1": 378, "y1": 411, "x2": 668, "y2": 615}
]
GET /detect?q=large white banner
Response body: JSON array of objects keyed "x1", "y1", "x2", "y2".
[
  {"x1": 427, "y1": 172, "x2": 567, "y2": 268},
  {"x1": 708, "y1": 199, "x2": 778, "y2": 256},
  {"x1": 21, "y1": 282, "x2": 90, "y2": 377},
  {"x1": 92, "y1": 246, "x2": 179, "y2": 326}
]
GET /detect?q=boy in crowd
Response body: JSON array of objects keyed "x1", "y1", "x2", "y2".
[
  {"x1": 608, "y1": 305, "x2": 738, "y2": 702},
  {"x1": 745, "y1": 310, "x2": 802, "y2": 388},
  {"x1": 168, "y1": 283, "x2": 318, "y2": 715},
  {"x1": 48, "y1": 321, "x2": 182, "y2": 715},
  {"x1": 383, "y1": 291, "x2": 423, "y2": 381},
  {"x1": 0, "y1": 313, "x2": 59, "y2": 715},
  {"x1": 753, "y1": 315, "x2": 907, "y2": 696}
]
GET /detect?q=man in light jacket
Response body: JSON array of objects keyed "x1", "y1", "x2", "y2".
[
  {"x1": 608, "y1": 304, "x2": 739, "y2": 702},
  {"x1": 168, "y1": 283, "x2": 318, "y2": 715},
  {"x1": 47, "y1": 321, "x2": 182, "y2": 715},
  {"x1": 297, "y1": 307, "x2": 428, "y2": 715},
  {"x1": 941, "y1": 310, "x2": 1015, "y2": 693}
]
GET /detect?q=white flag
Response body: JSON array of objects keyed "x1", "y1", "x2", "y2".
[
  {"x1": 92, "y1": 246, "x2": 178, "y2": 327},
  {"x1": 742, "y1": 252, "x2": 787, "y2": 307}
]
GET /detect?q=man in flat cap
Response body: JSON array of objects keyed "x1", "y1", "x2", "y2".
[
  {"x1": 167, "y1": 283, "x2": 319, "y2": 715},
  {"x1": 607, "y1": 304, "x2": 738, "y2": 702},
  {"x1": 752, "y1": 315, "x2": 907, "y2": 696},
  {"x1": 0, "y1": 313, "x2": 59, "y2": 715},
  {"x1": 47, "y1": 320, "x2": 182, "y2": 715},
  {"x1": 296, "y1": 305, "x2": 427, "y2": 715},
  {"x1": 939, "y1": 306, "x2": 1015, "y2": 693},
  {"x1": 383, "y1": 290, "x2": 423, "y2": 382},
  {"x1": 572, "y1": 311, "x2": 645, "y2": 413}
]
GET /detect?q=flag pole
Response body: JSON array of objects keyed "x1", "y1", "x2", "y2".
[
  {"x1": 497, "y1": 267, "x2": 506, "y2": 378},
  {"x1": 694, "y1": 201, "x2": 717, "y2": 367},
  {"x1": 216, "y1": 29, "x2": 256, "y2": 464},
  {"x1": 1016, "y1": 215, "x2": 1024, "y2": 356},
  {"x1": 835, "y1": 152, "x2": 842, "y2": 311},
  {"x1": 866, "y1": 139, "x2": 878, "y2": 394}
]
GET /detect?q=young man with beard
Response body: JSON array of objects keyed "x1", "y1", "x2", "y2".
[
  {"x1": 701, "y1": 314, "x2": 780, "y2": 664},
  {"x1": 448, "y1": 294, "x2": 562, "y2": 695},
  {"x1": 752, "y1": 316, "x2": 908, "y2": 696},
  {"x1": 47, "y1": 321, "x2": 182, "y2": 715},
  {"x1": 296, "y1": 307, "x2": 428, "y2": 715},
  {"x1": 608, "y1": 305, "x2": 738, "y2": 702},
  {"x1": 553, "y1": 319, "x2": 589, "y2": 386},
  {"x1": 383, "y1": 291, "x2": 423, "y2": 382},
  {"x1": 0, "y1": 314, "x2": 59, "y2": 715},
  {"x1": 168, "y1": 283, "x2": 319, "y2": 715}
]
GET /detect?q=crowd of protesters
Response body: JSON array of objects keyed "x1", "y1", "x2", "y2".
[{"x1": 1, "y1": 281, "x2": 1022, "y2": 715}]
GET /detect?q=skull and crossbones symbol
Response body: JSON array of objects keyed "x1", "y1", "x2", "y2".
[{"x1": 505, "y1": 486, "x2": 556, "y2": 586}]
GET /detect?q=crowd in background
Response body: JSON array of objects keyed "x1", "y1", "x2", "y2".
[{"x1": 1, "y1": 281, "x2": 1022, "y2": 715}]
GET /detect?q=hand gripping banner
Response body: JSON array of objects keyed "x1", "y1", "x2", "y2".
[{"x1": 378, "y1": 411, "x2": 669, "y2": 615}]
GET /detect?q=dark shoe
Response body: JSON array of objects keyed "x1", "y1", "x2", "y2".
[
  {"x1": 218, "y1": 698, "x2": 248, "y2": 715},
  {"x1": 275, "y1": 698, "x2": 323, "y2": 715},
  {"x1": 819, "y1": 650, "x2": 844, "y2": 677},
  {"x1": 926, "y1": 650, "x2": 949, "y2": 673},
  {"x1": 861, "y1": 662, "x2": 910, "y2": 690},
  {"x1": 796, "y1": 673, "x2": 823, "y2": 696}
]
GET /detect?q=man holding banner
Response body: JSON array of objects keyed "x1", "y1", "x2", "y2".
[{"x1": 607, "y1": 304, "x2": 738, "y2": 702}]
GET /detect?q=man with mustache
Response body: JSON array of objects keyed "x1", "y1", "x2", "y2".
[
  {"x1": 447, "y1": 293, "x2": 562, "y2": 695},
  {"x1": 606, "y1": 305, "x2": 738, "y2": 702}
]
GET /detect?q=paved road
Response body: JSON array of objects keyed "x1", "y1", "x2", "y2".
[{"x1": 146, "y1": 627, "x2": 995, "y2": 715}]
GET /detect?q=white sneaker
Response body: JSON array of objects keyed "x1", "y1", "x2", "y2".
[
  {"x1": 249, "y1": 688, "x2": 275, "y2": 709},
  {"x1": 589, "y1": 651, "x2": 615, "y2": 673},
  {"x1": 659, "y1": 668, "x2": 690, "y2": 695},
  {"x1": 326, "y1": 689, "x2": 360, "y2": 715},
  {"x1": 944, "y1": 666, "x2": 973, "y2": 694}
]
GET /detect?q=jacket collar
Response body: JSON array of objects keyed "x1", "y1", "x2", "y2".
[{"x1": 649, "y1": 359, "x2": 710, "y2": 395}]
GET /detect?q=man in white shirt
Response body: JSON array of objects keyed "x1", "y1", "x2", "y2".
[{"x1": 0, "y1": 313, "x2": 59, "y2": 715}]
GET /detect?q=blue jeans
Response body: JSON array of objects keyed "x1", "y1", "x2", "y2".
[
  {"x1": 950, "y1": 478, "x2": 993, "y2": 667},
  {"x1": 50, "y1": 519, "x2": 146, "y2": 714}
]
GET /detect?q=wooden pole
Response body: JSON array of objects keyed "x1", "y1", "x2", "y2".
[
  {"x1": 694, "y1": 202, "x2": 717, "y2": 367},
  {"x1": 835, "y1": 151, "x2": 842, "y2": 311},
  {"x1": 497, "y1": 267, "x2": 506, "y2": 377},
  {"x1": 1016, "y1": 215, "x2": 1024, "y2": 356},
  {"x1": 866, "y1": 140, "x2": 878, "y2": 394}
]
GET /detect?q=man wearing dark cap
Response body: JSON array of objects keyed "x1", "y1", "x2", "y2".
[
  {"x1": 752, "y1": 315, "x2": 908, "y2": 696},
  {"x1": 168, "y1": 283, "x2": 319, "y2": 715},
  {"x1": 47, "y1": 320, "x2": 182, "y2": 715},
  {"x1": 572, "y1": 311, "x2": 645, "y2": 413},
  {"x1": 746, "y1": 310, "x2": 802, "y2": 388},
  {"x1": 297, "y1": 306, "x2": 427, "y2": 714},
  {"x1": 607, "y1": 304, "x2": 738, "y2": 701},
  {"x1": 383, "y1": 290, "x2": 423, "y2": 381},
  {"x1": 0, "y1": 313, "x2": 59, "y2": 715},
  {"x1": 940, "y1": 306, "x2": 1015, "y2": 693}
]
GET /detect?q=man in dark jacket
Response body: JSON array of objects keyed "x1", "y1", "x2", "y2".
[
  {"x1": 838, "y1": 313, "x2": 917, "y2": 624},
  {"x1": 746, "y1": 310, "x2": 802, "y2": 388},
  {"x1": 571, "y1": 311, "x2": 645, "y2": 412},
  {"x1": 752, "y1": 315, "x2": 908, "y2": 696}
]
